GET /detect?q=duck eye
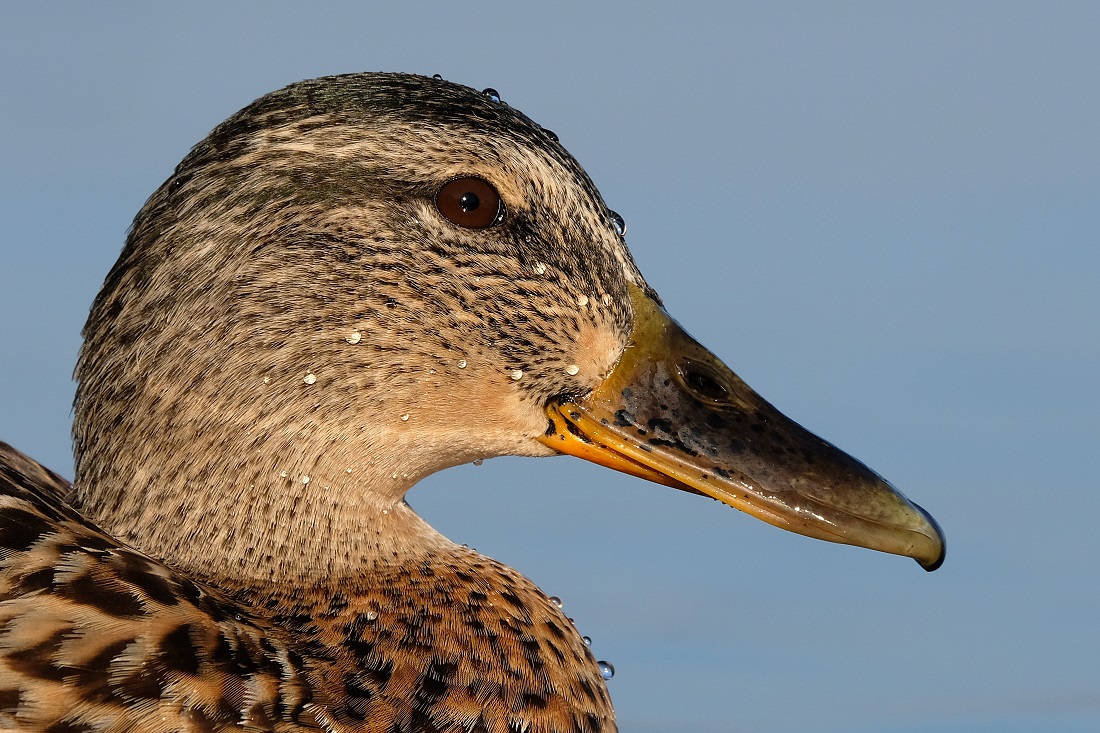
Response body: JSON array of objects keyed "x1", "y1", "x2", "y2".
[{"x1": 436, "y1": 177, "x2": 503, "y2": 229}]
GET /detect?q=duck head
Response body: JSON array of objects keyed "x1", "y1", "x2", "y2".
[{"x1": 72, "y1": 73, "x2": 943, "y2": 585}]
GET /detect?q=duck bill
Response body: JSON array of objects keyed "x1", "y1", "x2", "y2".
[{"x1": 539, "y1": 284, "x2": 945, "y2": 571}]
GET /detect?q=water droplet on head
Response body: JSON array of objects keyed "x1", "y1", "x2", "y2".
[
  {"x1": 533, "y1": 262, "x2": 547, "y2": 275},
  {"x1": 544, "y1": 129, "x2": 559, "y2": 142},
  {"x1": 303, "y1": 373, "x2": 317, "y2": 385},
  {"x1": 401, "y1": 414, "x2": 410, "y2": 422},
  {"x1": 472, "y1": 458, "x2": 484, "y2": 466},
  {"x1": 301, "y1": 476, "x2": 310, "y2": 485},
  {"x1": 601, "y1": 293, "x2": 613, "y2": 306},
  {"x1": 346, "y1": 330, "x2": 362, "y2": 345},
  {"x1": 365, "y1": 610, "x2": 378, "y2": 621},
  {"x1": 576, "y1": 294, "x2": 589, "y2": 307},
  {"x1": 549, "y1": 596, "x2": 563, "y2": 609},
  {"x1": 565, "y1": 364, "x2": 580, "y2": 376},
  {"x1": 609, "y1": 210, "x2": 626, "y2": 236},
  {"x1": 598, "y1": 660, "x2": 615, "y2": 680},
  {"x1": 262, "y1": 376, "x2": 270, "y2": 384},
  {"x1": 582, "y1": 635, "x2": 592, "y2": 646},
  {"x1": 510, "y1": 369, "x2": 523, "y2": 380},
  {"x1": 458, "y1": 359, "x2": 468, "y2": 369},
  {"x1": 432, "y1": 74, "x2": 443, "y2": 80},
  {"x1": 482, "y1": 87, "x2": 501, "y2": 103},
  {"x1": 280, "y1": 471, "x2": 288, "y2": 478}
]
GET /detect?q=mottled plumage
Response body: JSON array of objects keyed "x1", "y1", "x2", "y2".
[
  {"x1": 0, "y1": 72, "x2": 943, "y2": 732},
  {"x1": 1, "y1": 440, "x2": 608, "y2": 731}
]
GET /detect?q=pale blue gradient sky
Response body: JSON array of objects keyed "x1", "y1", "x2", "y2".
[{"x1": 2, "y1": 3, "x2": 1098, "y2": 731}]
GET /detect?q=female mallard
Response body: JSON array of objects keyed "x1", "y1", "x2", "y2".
[{"x1": 0, "y1": 73, "x2": 943, "y2": 732}]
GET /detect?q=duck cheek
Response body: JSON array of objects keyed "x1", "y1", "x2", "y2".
[{"x1": 401, "y1": 372, "x2": 561, "y2": 462}]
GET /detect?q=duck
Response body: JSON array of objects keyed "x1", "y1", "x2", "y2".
[{"x1": 0, "y1": 72, "x2": 944, "y2": 733}]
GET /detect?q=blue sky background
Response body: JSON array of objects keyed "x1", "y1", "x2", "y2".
[{"x1": 1, "y1": 3, "x2": 1098, "y2": 731}]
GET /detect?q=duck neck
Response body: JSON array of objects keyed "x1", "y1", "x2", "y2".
[{"x1": 72, "y1": 439, "x2": 457, "y2": 591}]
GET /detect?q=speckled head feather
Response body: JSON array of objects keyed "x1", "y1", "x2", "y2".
[{"x1": 74, "y1": 73, "x2": 646, "y2": 584}]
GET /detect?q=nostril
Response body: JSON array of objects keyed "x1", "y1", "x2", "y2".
[{"x1": 677, "y1": 361, "x2": 731, "y2": 403}]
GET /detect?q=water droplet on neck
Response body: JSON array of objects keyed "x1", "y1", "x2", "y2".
[
  {"x1": 565, "y1": 364, "x2": 580, "y2": 376},
  {"x1": 544, "y1": 129, "x2": 559, "y2": 142},
  {"x1": 365, "y1": 610, "x2": 378, "y2": 621},
  {"x1": 303, "y1": 373, "x2": 317, "y2": 385},
  {"x1": 432, "y1": 74, "x2": 443, "y2": 80},
  {"x1": 510, "y1": 369, "x2": 523, "y2": 380},
  {"x1": 482, "y1": 87, "x2": 501, "y2": 103},
  {"x1": 549, "y1": 596, "x2": 563, "y2": 609},
  {"x1": 582, "y1": 635, "x2": 592, "y2": 646},
  {"x1": 301, "y1": 476, "x2": 310, "y2": 484},
  {"x1": 576, "y1": 294, "x2": 589, "y2": 307},
  {"x1": 598, "y1": 660, "x2": 615, "y2": 680},
  {"x1": 457, "y1": 359, "x2": 467, "y2": 369},
  {"x1": 472, "y1": 458, "x2": 484, "y2": 466},
  {"x1": 533, "y1": 262, "x2": 547, "y2": 275},
  {"x1": 401, "y1": 414, "x2": 410, "y2": 422},
  {"x1": 346, "y1": 330, "x2": 362, "y2": 345},
  {"x1": 609, "y1": 210, "x2": 626, "y2": 236}
]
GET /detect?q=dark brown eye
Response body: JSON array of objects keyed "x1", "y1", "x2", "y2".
[{"x1": 436, "y1": 177, "x2": 503, "y2": 229}]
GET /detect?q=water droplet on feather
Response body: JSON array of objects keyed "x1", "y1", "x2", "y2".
[{"x1": 610, "y1": 210, "x2": 626, "y2": 236}]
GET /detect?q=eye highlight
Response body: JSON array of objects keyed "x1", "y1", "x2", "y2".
[{"x1": 436, "y1": 177, "x2": 503, "y2": 229}]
